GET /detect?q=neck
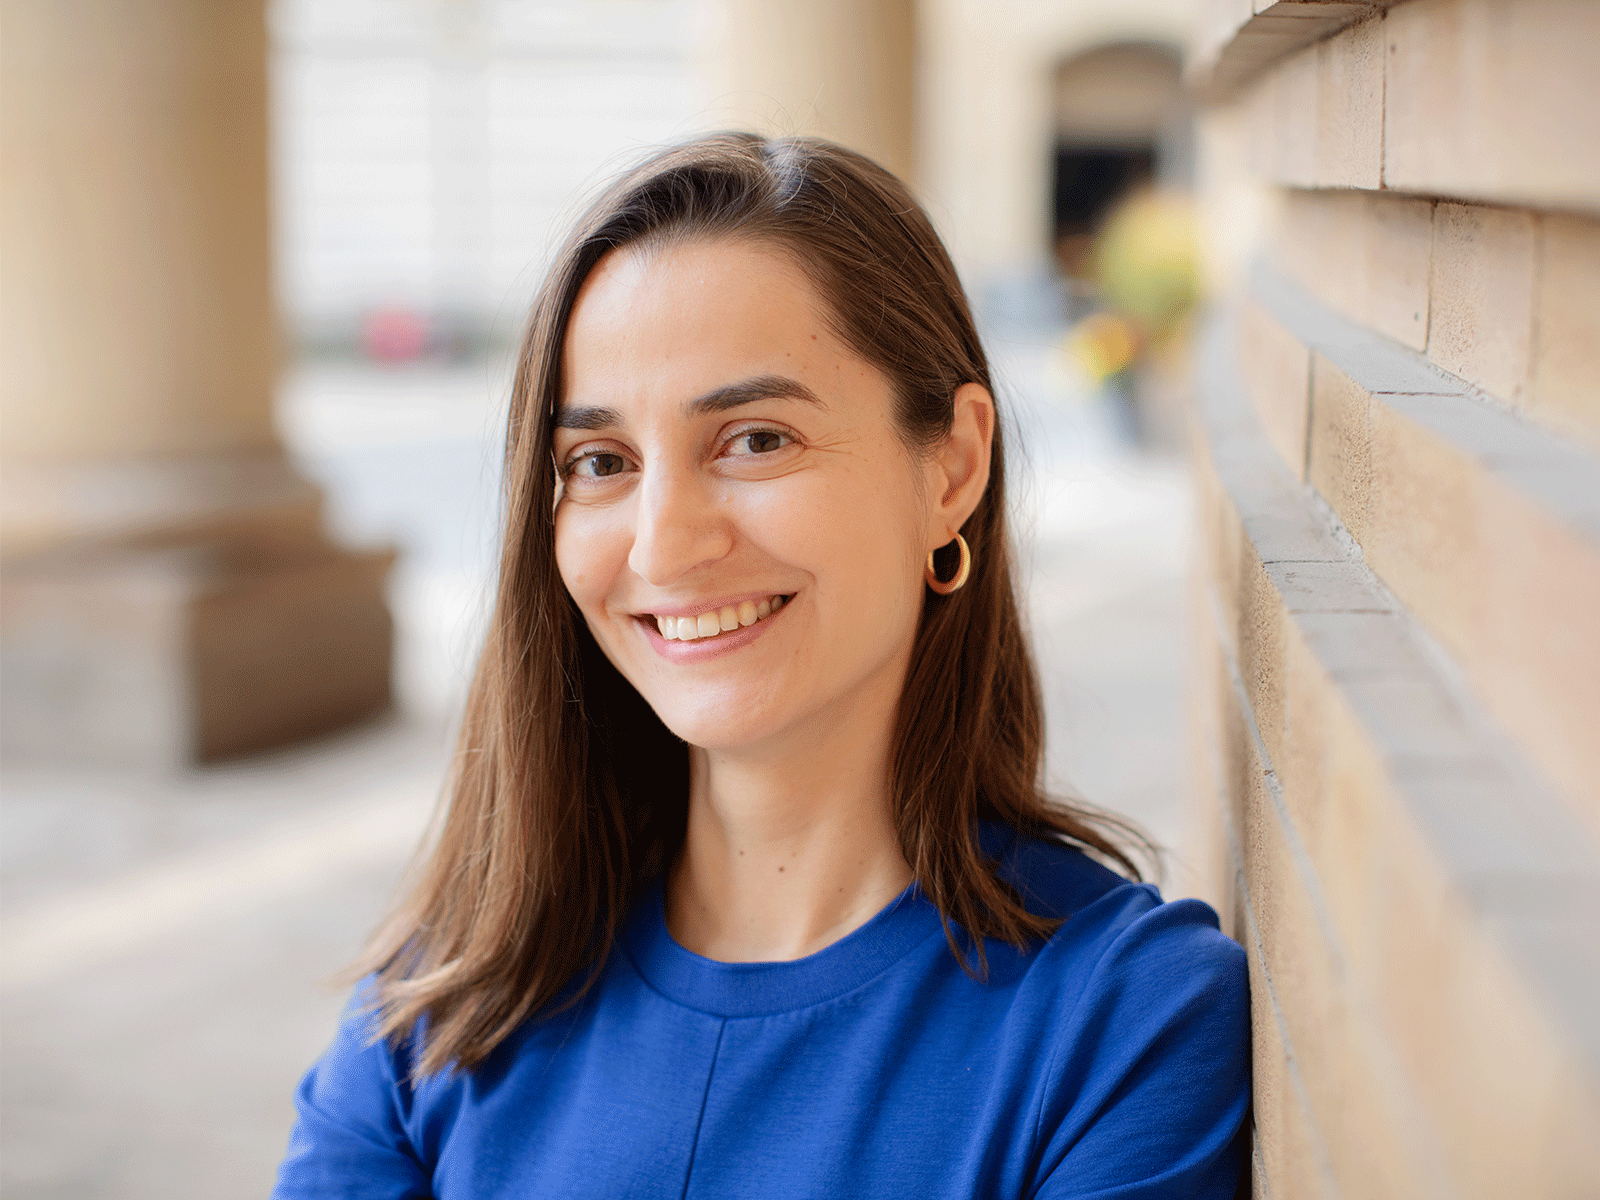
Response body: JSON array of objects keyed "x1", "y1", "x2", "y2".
[{"x1": 665, "y1": 682, "x2": 914, "y2": 962}]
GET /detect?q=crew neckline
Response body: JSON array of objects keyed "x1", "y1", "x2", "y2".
[{"x1": 620, "y1": 876, "x2": 947, "y2": 1019}]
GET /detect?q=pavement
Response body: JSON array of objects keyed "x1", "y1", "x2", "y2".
[{"x1": 0, "y1": 332, "x2": 1198, "y2": 1197}]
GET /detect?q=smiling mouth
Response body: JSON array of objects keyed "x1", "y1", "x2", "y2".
[{"x1": 642, "y1": 594, "x2": 792, "y2": 642}]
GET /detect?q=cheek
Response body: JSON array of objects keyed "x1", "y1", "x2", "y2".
[
  {"x1": 741, "y1": 468, "x2": 925, "y2": 599},
  {"x1": 553, "y1": 506, "x2": 623, "y2": 608}
]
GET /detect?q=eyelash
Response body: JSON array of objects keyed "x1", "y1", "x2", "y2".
[{"x1": 559, "y1": 424, "x2": 795, "y2": 480}]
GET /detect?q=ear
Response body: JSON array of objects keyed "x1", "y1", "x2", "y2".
[{"x1": 925, "y1": 382, "x2": 995, "y2": 550}]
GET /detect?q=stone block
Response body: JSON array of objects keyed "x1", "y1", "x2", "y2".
[
  {"x1": 1529, "y1": 213, "x2": 1600, "y2": 451},
  {"x1": 0, "y1": 552, "x2": 189, "y2": 767},
  {"x1": 1401, "y1": 763, "x2": 1596, "y2": 895},
  {"x1": 1265, "y1": 561, "x2": 1388, "y2": 615},
  {"x1": 1208, "y1": 418, "x2": 1343, "y2": 567},
  {"x1": 1187, "y1": 0, "x2": 1256, "y2": 92},
  {"x1": 0, "y1": 534, "x2": 393, "y2": 767},
  {"x1": 1427, "y1": 202, "x2": 1538, "y2": 405},
  {"x1": 1490, "y1": 453, "x2": 1600, "y2": 550},
  {"x1": 1320, "y1": 326, "x2": 1456, "y2": 398},
  {"x1": 1319, "y1": 1004, "x2": 1451, "y2": 1199},
  {"x1": 1279, "y1": 625, "x2": 1600, "y2": 1198},
  {"x1": 1186, "y1": 588, "x2": 1238, "y2": 919},
  {"x1": 1382, "y1": 391, "x2": 1546, "y2": 463},
  {"x1": 1276, "y1": 190, "x2": 1365, "y2": 336},
  {"x1": 1275, "y1": 617, "x2": 1332, "y2": 866},
  {"x1": 1193, "y1": 0, "x2": 1375, "y2": 98},
  {"x1": 1253, "y1": 544, "x2": 1600, "y2": 1195},
  {"x1": 1190, "y1": 433, "x2": 1232, "y2": 599},
  {"x1": 189, "y1": 547, "x2": 395, "y2": 760},
  {"x1": 1473, "y1": 472, "x2": 1600, "y2": 823},
  {"x1": 1235, "y1": 705, "x2": 1331, "y2": 1078},
  {"x1": 1307, "y1": 354, "x2": 1374, "y2": 543},
  {"x1": 1237, "y1": 541, "x2": 1287, "y2": 772},
  {"x1": 1344, "y1": 672, "x2": 1484, "y2": 775},
  {"x1": 1363, "y1": 194, "x2": 1434, "y2": 352},
  {"x1": 1314, "y1": 15, "x2": 1383, "y2": 189},
  {"x1": 1291, "y1": 608, "x2": 1417, "y2": 680},
  {"x1": 1275, "y1": 189, "x2": 1433, "y2": 352},
  {"x1": 1253, "y1": 258, "x2": 1452, "y2": 395},
  {"x1": 1199, "y1": 296, "x2": 1600, "y2": 1192},
  {"x1": 1363, "y1": 385, "x2": 1600, "y2": 821},
  {"x1": 1383, "y1": 387, "x2": 1600, "y2": 541},
  {"x1": 1238, "y1": 299, "x2": 1311, "y2": 480},
  {"x1": 1239, "y1": 502, "x2": 1339, "y2": 567},
  {"x1": 1365, "y1": 395, "x2": 1479, "y2": 658},
  {"x1": 1276, "y1": 189, "x2": 1359, "y2": 324},
  {"x1": 1383, "y1": 0, "x2": 1600, "y2": 212},
  {"x1": 1231, "y1": 661, "x2": 1448, "y2": 1199},
  {"x1": 1265, "y1": 40, "x2": 1318, "y2": 188},
  {"x1": 1367, "y1": 793, "x2": 1600, "y2": 1198},
  {"x1": 1302, "y1": 672, "x2": 1388, "y2": 990},
  {"x1": 1241, "y1": 925, "x2": 1329, "y2": 1200},
  {"x1": 1185, "y1": 751, "x2": 1236, "y2": 923}
]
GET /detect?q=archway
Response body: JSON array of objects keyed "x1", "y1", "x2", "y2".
[{"x1": 1050, "y1": 42, "x2": 1188, "y2": 281}]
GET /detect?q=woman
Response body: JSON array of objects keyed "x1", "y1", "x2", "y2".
[{"x1": 274, "y1": 133, "x2": 1250, "y2": 1199}]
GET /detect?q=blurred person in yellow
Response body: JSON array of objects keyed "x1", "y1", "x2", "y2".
[
  {"x1": 1063, "y1": 189, "x2": 1200, "y2": 444},
  {"x1": 273, "y1": 134, "x2": 1249, "y2": 1199}
]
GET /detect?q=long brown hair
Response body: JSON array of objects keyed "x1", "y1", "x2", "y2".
[{"x1": 356, "y1": 133, "x2": 1150, "y2": 1075}]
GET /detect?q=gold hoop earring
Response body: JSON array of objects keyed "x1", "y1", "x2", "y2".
[{"x1": 925, "y1": 533, "x2": 971, "y2": 595}]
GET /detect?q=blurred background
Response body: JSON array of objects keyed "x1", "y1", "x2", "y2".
[
  {"x1": 1, "y1": 2, "x2": 1204, "y2": 1192},
  {"x1": 11, "y1": 0, "x2": 1597, "y2": 1196}
]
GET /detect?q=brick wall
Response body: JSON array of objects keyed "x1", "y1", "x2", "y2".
[{"x1": 1185, "y1": 1, "x2": 1600, "y2": 1195}]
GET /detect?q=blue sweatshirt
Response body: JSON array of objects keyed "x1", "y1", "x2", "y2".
[{"x1": 274, "y1": 829, "x2": 1250, "y2": 1198}]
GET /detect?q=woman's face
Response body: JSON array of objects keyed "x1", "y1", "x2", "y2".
[{"x1": 552, "y1": 237, "x2": 961, "y2": 754}]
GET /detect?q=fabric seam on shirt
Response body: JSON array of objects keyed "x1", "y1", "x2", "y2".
[{"x1": 678, "y1": 1018, "x2": 727, "y2": 1200}]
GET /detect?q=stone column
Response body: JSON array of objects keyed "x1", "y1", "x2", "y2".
[
  {"x1": 708, "y1": 0, "x2": 916, "y2": 184},
  {"x1": 1, "y1": 0, "x2": 393, "y2": 767}
]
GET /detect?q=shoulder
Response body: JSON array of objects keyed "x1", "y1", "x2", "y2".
[
  {"x1": 981, "y1": 820, "x2": 1134, "y2": 921},
  {"x1": 983, "y1": 820, "x2": 1248, "y2": 1050},
  {"x1": 294, "y1": 979, "x2": 434, "y2": 1121},
  {"x1": 980, "y1": 827, "x2": 1251, "y2": 1196}
]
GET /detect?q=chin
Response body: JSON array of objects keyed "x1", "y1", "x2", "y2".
[
  {"x1": 655, "y1": 711, "x2": 784, "y2": 753},
  {"x1": 646, "y1": 691, "x2": 791, "y2": 753}
]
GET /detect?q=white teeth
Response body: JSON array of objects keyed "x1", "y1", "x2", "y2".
[{"x1": 653, "y1": 595, "x2": 788, "y2": 642}]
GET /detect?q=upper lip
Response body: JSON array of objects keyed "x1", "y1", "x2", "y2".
[{"x1": 632, "y1": 590, "x2": 790, "y2": 619}]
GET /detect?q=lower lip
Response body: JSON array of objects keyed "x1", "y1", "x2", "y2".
[{"x1": 639, "y1": 599, "x2": 790, "y2": 662}]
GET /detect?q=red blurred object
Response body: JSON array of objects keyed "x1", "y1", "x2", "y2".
[{"x1": 361, "y1": 307, "x2": 429, "y2": 362}]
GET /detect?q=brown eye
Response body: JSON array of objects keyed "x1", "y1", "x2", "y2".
[
  {"x1": 730, "y1": 429, "x2": 789, "y2": 456},
  {"x1": 570, "y1": 451, "x2": 628, "y2": 478},
  {"x1": 746, "y1": 431, "x2": 784, "y2": 453}
]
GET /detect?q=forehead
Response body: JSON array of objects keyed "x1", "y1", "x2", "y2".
[{"x1": 560, "y1": 238, "x2": 861, "y2": 410}]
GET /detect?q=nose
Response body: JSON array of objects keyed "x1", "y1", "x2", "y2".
[{"x1": 627, "y1": 462, "x2": 734, "y2": 587}]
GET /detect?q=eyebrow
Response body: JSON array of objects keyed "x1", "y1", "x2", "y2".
[{"x1": 554, "y1": 374, "x2": 824, "y2": 430}]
